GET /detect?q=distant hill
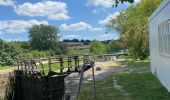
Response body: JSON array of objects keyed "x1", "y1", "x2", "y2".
[{"x1": 64, "y1": 42, "x2": 90, "y2": 50}]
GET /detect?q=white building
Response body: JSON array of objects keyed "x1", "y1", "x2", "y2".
[{"x1": 149, "y1": 0, "x2": 170, "y2": 92}]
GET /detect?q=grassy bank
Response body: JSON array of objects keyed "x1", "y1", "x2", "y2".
[
  {"x1": 79, "y1": 60, "x2": 170, "y2": 100},
  {"x1": 0, "y1": 66, "x2": 14, "y2": 70}
]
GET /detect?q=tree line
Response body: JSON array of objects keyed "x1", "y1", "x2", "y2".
[
  {"x1": 0, "y1": 25, "x2": 67, "y2": 66},
  {"x1": 0, "y1": 24, "x2": 121, "y2": 66},
  {"x1": 63, "y1": 39, "x2": 91, "y2": 45}
]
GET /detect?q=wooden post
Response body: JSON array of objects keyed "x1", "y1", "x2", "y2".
[
  {"x1": 60, "y1": 57, "x2": 64, "y2": 72},
  {"x1": 39, "y1": 59, "x2": 45, "y2": 75},
  {"x1": 48, "y1": 58, "x2": 52, "y2": 72}
]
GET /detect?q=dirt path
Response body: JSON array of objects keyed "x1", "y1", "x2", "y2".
[{"x1": 64, "y1": 61, "x2": 126, "y2": 100}]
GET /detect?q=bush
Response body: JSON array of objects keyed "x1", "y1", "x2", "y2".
[
  {"x1": 90, "y1": 40, "x2": 107, "y2": 55},
  {"x1": 20, "y1": 42, "x2": 68, "y2": 58},
  {"x1": 0, "y1": 39, "x2": 19, "y2": 66},
  {"x1": 51, "y1": 43, "x2": 68, "y2": 55}
]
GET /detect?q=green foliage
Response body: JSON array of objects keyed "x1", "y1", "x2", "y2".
[
  {"x1": 20, "y1": 42, "x2": 30, "y2": 50},
  {"x1": 67, "y1": 49, "x2": 90, "y2": 55},
  {"x1": 107, "y1": 40, "x2": 122, "y2": 53},
  {"x1": 51, "y1": 43, "x2": 68, "y2": 55},
  {"x1": 115, "y1": 0, "x2": 135, "y2": 6},
  {"x1": 0, "y1": 39, "x2": 19, "y2": 66},
  {"x1": 90, "y1": 40, "x2": 107, "y2": 55},
  {"x1": 21, "y1": 50, "x2": 55, "y2": 58},
  {"x1": 29, "y1": 24, "x2": 59, "y2": 50},
  {"x1": 107, "y1": 0, "x2": 163, "y2": 60},
  {"x1": 20, "y1": 42, "x2": 68, "y2": 58}
]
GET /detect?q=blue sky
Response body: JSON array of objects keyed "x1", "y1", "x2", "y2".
[{"x1": 0, "y1": 0, "x2": 140, "y2": 41}]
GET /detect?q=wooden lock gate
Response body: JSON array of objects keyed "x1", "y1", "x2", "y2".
[{"x1": 5, "y1": 55, "x2": 95, "y2": 100}]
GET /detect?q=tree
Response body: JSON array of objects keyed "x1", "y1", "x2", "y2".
[
  {"x1": 0, "y1": 39, "x2": 19, "y2": 66},
  {"x1": 63, "y1": 39, "x2": 80, "y2": 42},
  {"x1": 90, "y1": 40, "x2": 107, "y2": 55},
  {"x1": 114, "y1": 0, "x2": 135, "y2": 6},
  {"x1": 107, "y1": 40, "x2": 122, "y2": 53},
  {"x1": 29, "y1": 24, "x2": 59, "y2": 50},
  {"x1": 80, "y1": 39, "x2": 91, "y2": 45},
  {"x1": 107, "y1": 0, "x2": 162, "y2": 60},
  {"x1": 51, "y1": 43, "x2": 68, "y2": 55}
]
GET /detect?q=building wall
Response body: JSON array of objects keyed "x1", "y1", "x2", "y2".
[{"x1": 149, "y1": 0, "x2": 170, "y2": 92}]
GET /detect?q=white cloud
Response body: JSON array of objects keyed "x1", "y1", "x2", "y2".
[
  {"x1": 0, "y1": 19, "x2": 48, "y2": 34},
  {"x1": 60, "y1": 22, "x2": 103, "y2": 32},
  {"x1": 92, "y1": 9, "x2": 99, "y2": 14},
  {"x1": 0, "y1": 0, "x2": 15, "y2": 6},
  {"x1": 92, "y1": 8, "x2": 105, "y2": 14},
  {"x1": 90, "y1": 28, "x2": 103, "y2": 32},
  {"x1": 99, "y1": 12, "x2": 120, "y2": 25},
  {"x1": 15, "y1": 1, "x2": 70, "y2": 20},
  {"x1": 60, "y1": 22, "x2": 91, "y2": 31},
  {"x1": 87, "y1": 0, "x2": 115, "y2": 8}
]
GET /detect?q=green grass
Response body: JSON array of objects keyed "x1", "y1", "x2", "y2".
[
  {"x1": 116, "y1": 72, "x2": 170, "y2": 100},
  {"x1": 79, "y1": 72, "x2": 170, "y2": 100},
  {"x1": 40, "y1": 61, "x2": 83, "y2": 74},
  {"x1": 118, "y1": 59, "x2": 150, "y2": 68},
  {"x1": 0, "y1": 66, "x2": 14, "y2": 70},
  {"x1": 39, "y1": 62, "x2": 66, "y2": 74},
  {"x1": 79, "y1": 76, "x2": 124, "y2": 100},
  {"x1": 79, "y1": 60, "x2": 170, "y2": 100}
]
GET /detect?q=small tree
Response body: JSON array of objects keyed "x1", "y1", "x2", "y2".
[
  {"x1": 90, "y1": 40, "x2": 107, "y2": 55},
  {"x1": 29, "y1": 24, "x2": 59, "y2": 50}
]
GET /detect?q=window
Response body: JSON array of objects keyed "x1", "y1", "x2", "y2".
[{"x1": 158, "y1": 20, "x2": 170, "y2": 56}]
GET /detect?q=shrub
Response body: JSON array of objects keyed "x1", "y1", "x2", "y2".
[{"x1": 0, "y1": 39, "x2": 19, "y2": 66}]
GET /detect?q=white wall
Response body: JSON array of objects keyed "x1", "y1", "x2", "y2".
[{"x1": 149, "y1": 0, "x2": 170, "y2": 92}]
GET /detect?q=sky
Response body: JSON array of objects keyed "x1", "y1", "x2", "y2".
[{"x1": 0, "y1": 0, "x2": 141, "y2": 41}]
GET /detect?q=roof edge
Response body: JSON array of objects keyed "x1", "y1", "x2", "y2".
[{"x1": 149, "y1": 0, "x2": 170, "y2": 22}]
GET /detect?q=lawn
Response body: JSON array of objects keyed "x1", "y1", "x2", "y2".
[
  {"x1": 0, "y1": 66, "x2": 14, "y2": 70},
  {"x1": 79, "y1": 76, "x2": 124, "y2": 100},
  {"x1": 116, "y1": 72, "x2": 170, "y2": 100},
  {"x1": 118, "y1": 59, "x2": 150, "y2": 68},
  {"x1": 79, "y1": 60, "x2": 170, "y2": 100}
]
